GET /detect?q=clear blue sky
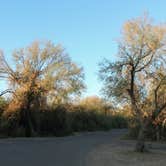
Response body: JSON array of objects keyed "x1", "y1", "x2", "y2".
[{"x1": 0, "y1": 0, "x2": 166, "y2": 96}]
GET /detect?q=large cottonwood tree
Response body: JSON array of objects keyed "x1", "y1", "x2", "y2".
[
  {"x1": 0, "y1": 41, "x2": 85, "y2": 136},
  {"x1": 99, "y1": 16, "x2": 166, "y2": 152}
]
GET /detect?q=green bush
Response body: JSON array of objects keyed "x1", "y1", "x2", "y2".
[
  {"x1": 0, "y1": 103, "x2": 129, "y2": 137},
  {"x1": 71, "y1": 106, "x2": 128, "y2": 132},
  {"x1": 38, "y1": 105, "x2": 72, "y2": 136},
  {"x1": 0, "y1": 111, "x2": 21, "y2": 137}
]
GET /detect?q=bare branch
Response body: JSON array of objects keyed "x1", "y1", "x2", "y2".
[
  {"x1": 135, "y1": 53, "x2": 155, "y2": 72},
  {"x1": 0, "y1": 89, "x2": 14, "y2": 97}
]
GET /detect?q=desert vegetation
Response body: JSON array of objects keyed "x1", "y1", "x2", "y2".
[
  {"x1": 0, "y1": 15, "x2": 165, "y2": 155},
  {"x1": 99, "y1": 15, "x2": 166, "y2": 152},
  {"x1": 0, "y1": 41, "x2": 127, "y2": 138}
]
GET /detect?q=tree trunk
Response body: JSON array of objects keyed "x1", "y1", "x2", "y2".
[
  {"x1": 135, "y1": 124, "x2": 147, "y2": 152},
  {"x1": 156, "y1": 125, "x2": 160, "y2": 141},
  {"x1": 24, "y1": 107, "x2": 34, "y2": 137},
  {"x1": 135, "y1": 128, "x2": 145, "y2": 152},
  {"x1": 20, "y1": 97, "x2": 34, "y2": 137},
  {"x1": 135, "y1": 123, "x2": 147, "y2": 152}
]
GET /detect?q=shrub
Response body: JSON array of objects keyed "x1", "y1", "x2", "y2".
[
  {"x1": 71, "y1": 105, "x2": 128, "y2": 132},
  {"x1": 38, "y1": 105, "x2": 72, "y2": 136},
  {"x1": 0, "y1": 110, "x2": 21, "y2": 137},
  {"x1": 0, "y1": 102, "x2": 129, "y2": 137}
]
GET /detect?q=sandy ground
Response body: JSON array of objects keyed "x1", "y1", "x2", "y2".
[
  {"x1": 0, "y1": 129, "x2": 126, "y2": 166},
  {"x1": 0, "y1": 129, "x2": 166, "y2": 166},
  {"x1": 86, "y1": 134, "x2": 166, "y2": 166}
]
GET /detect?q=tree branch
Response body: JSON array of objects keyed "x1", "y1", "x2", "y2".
[
  {"x1": 0, "y1": 89, "x2": 14, "y2": 97},
  {"x1": 135, "y1": 53, "x2": 154, "y2": 72}
]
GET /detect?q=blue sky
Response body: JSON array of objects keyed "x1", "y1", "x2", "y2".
[{"x1": 0, "y1": 0, "x2": 166, "y2": 96}]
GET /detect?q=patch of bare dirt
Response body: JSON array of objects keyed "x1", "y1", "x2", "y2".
[{"x1": 86, "y1": 140, "x2": 166, "y2": 166}]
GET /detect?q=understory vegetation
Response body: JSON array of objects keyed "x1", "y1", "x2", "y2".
[
  {"x1": 0, "y1": 42, "x2": 128, "y2": 137},
  {"x1": 0, "y1": 15, "x2": 165, "y2": 154},
  {"x1": 0, "y1": 96, "x2": 128, "y2": 137}
]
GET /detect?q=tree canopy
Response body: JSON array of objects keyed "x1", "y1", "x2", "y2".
[
  {"x1": 0, "y1": 41, "x2": 85, "y2": 136},
  {"x1": 0, "y1": 41, "x2": 85, "y2": 108},
  {"x1": 99, "y1": 15, "x2": 166, "y2": 152}
]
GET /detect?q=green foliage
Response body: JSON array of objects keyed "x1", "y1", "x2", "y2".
[
  {"x1": 0, "y1": 103, "x2": 129, "y2": 137},
  {"x1": 71, "y1": 97, "x2": 128, "y2": 132},
  {"x1": 38, "y1": 105, "x2": 72, "y2": 136},
  {"x1": 0, "y1": 111, "x2": 20, "y2": 137},
  {"x1": 71, "y1": 109, "x2": 110, "y2": 131},
  {"x1": 109, "y1": 114, "x2": 128, "y2": 128}
]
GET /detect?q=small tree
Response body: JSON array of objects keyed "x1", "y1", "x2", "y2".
[
  {"x1": 99, "y1": 15, "x2": 166, "y2": 152},
  {"x1": 0, "y1": 41, "x2": 85, "y2": 136}
]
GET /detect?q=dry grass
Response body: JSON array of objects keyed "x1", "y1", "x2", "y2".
[{"x1": 86, "y1": 140, "x2": 166, "y2": 166}]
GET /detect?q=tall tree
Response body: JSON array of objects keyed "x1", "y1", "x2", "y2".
[
  {"x1": 99, "y1": 15, "x2": 166, "y2": 152},
  {"x1": 0, "y1": 41, "x2": 85, "y2": 136}
]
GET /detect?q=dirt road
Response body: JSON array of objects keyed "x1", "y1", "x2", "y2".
[{"x1": 0, "y1": 129, "x2": 127, "y2": 166}]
